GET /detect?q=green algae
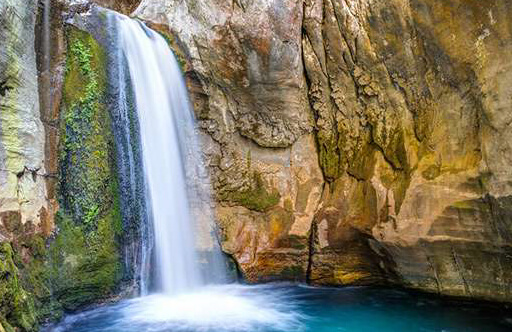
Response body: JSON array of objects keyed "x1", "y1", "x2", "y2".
[
  {"x1": 0, "y1": 5, "x2": 43, "y2": 329},
  {"x1": 317, "y1": 133, "x2": 340, "y2": 181},
  {"x1": 51, "y1": 26, "x2": 123, "y2": 310},
  {"x1": 152, "y1": 27, "x2": 187, "y2": 72},
  {"x1": 1, "y1": 26, "x2": 124, "y2": 331},
  {"x1": 47, "y1": 208, "x2": 122, "y2": 311},
  {"x1": 222, "y1": 171, "x2": 281, "y2": 212},
  {"x1": 60, "y1": 27, "x2": 113, "y2": 229},
  {"x1": 0, "y1": 11, "x2": 125, "y2": 331},
  {"x1": 0, "y1": 243, "x2": 37, "y2": 332}
]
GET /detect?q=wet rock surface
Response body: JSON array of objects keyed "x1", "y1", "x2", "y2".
[{"x1": 137, "y1": 0, "x2": 512, "y2": 302}]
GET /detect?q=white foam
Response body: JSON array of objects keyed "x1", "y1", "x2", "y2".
[
  {"x1": 51, "y1": 285, "x2": 304, "y2": 332},
  {"x1": 119, "y1": 285, "x2": 303, "y2": 331}
]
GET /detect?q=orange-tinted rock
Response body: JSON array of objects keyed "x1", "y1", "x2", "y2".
[{"x1": 136, "y1": 0, "x2": 512, "y2": 303}]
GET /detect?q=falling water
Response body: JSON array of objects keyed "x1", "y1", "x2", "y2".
[
  {"x1": 105, "y1": 13, "x2": 150, "y2": 295},
  {"x1": 52, "y1": 10, "x2": 305, "y2": 332},
  {"x1": 116, "y1": 15, "x2": 224, "y2": 295}
]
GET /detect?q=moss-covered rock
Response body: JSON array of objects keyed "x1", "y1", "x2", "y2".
[
  {"x1": 221, "y1": 171, "x2": 280, "y2": 212},
  {"x1": 60, "y1": 28, "x2": 112, "y2": 229},
  {"x1": 0, "y1": 25, "x2": 124, "y2": 329},
  {"x1": 0, "y1": 243, "x2": 37, "y2": 332},
  {"x1": 0, "y1": 3, "x2": 125, "y2": 330},
  {"x1": 47, "y1": 210, "x2": 121, "y2": 311},
  {"x1": 49, "y1": 26, "x2": 123, "y2": 310}
]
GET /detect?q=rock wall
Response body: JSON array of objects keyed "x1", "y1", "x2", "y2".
[
  {"x1": 303, "y1": 0, "x2": 512, "y2": 302},
  {"x1": 0, "y1": 1, "x2": 126, "y2": 331},
  {"x1": 91, "y1": 0, "x2": 140, "y2": 15},
  {"x1": 0, "y1": 1, "x2": 49, "y2": 330},
  {"x1": 0, "y1": 0, "x2": 50, "y2": 239},
  {"x1": 135, "y1": 0, "x2": 324, "y2": 282},
  {"x1": 136, "y1": 0, "x2": 512, "y2": 302},
  {"x1": 50, "y1": 24, "x2": 123, "y2": 312},
  {"x1": 2, "y1": 1, "x2": 512, "y2": 330}
]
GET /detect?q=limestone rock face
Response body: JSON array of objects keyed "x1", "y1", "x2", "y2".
[
  {"x1": 90, "y1": 0, "x2": 140, "y2": 14},
  {"x1": 1, "y1": 2, "x2": 126, "y2": 330},
  {"x1": 136, "y1": 0, "x2": 512, "y2": 302},
  {"x1": 135, "y1": 0, "x2": 312, "y2": 148},
  {"x1": 0, "y1": 0, "x2": 50, "y2": 239},
  {"x1": 303, "y1": 0, "x2": 512, "y2": 302},
  {"x1": 135, "y1": 0, "x2": 323, "y2": 282},
  {"x1": 0, "y1": 1, "x2": 50, "y2": 330}
]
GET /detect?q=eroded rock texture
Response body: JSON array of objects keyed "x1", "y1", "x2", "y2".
[
  {"x1": 136, "y1": 0, "x2": 323, "y2": 282},
  {"x1": 137, "y1": 0, "x2": 512, "y2": 302},
  {"x1": 0, "y1": 0, "x2": 49, "y2": 238},
  {"x1": 0, "y1": 1, "x2": 50, "y2": 330},
  {"x1": 90, "y1": 0, "x2": 141, "y2": 14},
  {"x1": 0, "y1": 2, "x2": 125, "y2": 330},
  {"x1": 303, "y1": 0, "x2": 512, "y2": 302}
]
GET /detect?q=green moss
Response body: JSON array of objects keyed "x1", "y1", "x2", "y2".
[
  {"x1": 47, "y1": 207, "x2": 122, "y2": 311},
  {"x1": 0, "y1": 24, "x2": 123, "y2": 332},
  {"x1": 60, "y1": 27, "x2": 112, "y2": 232},
  {"x1": 49, "y1": 26, "x2": 123, "y2": 311},
  {"x1": 279, "y1": 234, "x2": 307, "y2": 250},
  {"x1": 1, "y1": 320, "x2": 15, "y2": 332},
  {"x1": 392, "y1": 171, "x2": 412, "y2": 214},
  {"x1": 0, "y1": 243, "x2": 37, "y2": 331},
  {"x1": 222, "y1": 172, "x2": 280, "y2": 212},
  {"x1": 279, "y1": 266, "x2": 304, "y2": 279},
  {"x1": 5, "y1": 25, "x2": 124, "y2": 321},
  {"x1": 347, "y1": 142, "x2": 377, "y2": 180},
  {"x1": 317, "y1": 133, "x2": 340, "y2": 181},
  {"x1": 422, "y1": 163, "x2": 441, "y2": 180},
  {"x1": 154, "y1": 29, "x2": 187, "y2": 72}
]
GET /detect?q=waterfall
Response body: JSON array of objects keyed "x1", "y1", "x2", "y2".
[
  {"x1": 106, "y1": 13, "x2": 151, "y2": 295},
  {"x1": 50, "y1": 10, "x2": 303, "y2": 332},
  {"x1": 114, "y1": 14, "x2": 225, "y2": 295}
]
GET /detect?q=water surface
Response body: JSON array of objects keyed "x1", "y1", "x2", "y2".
[{"x1": 48, "y1": 285, "x2": 512, "y2": 332}]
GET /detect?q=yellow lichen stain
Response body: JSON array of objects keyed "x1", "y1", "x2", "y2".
[
  {"x1": 334, "y1": 269, "x2": 372, "y2": 285},
  {"x1": 474, "y1": 28, "x2": 490, "y2": 70},
  {"x1": 267, "y1": 206, "x2": 293, "y2": 244},
  {"x1": 269, "y1": 214, "x2": 282, "y2": 243}
]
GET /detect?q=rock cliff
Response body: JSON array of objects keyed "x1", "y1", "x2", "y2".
[
  {"x1": 303, "y1": 0, "x2": 512, "y2": 302},
  {"x1": 135, "y1": 0, "x2": 324, "y2": 282},
  {"x1": 1, "y1": 1, "x2": 512, "y2": 330},
  {"x1": 1, "y1": 1, "x2": 125, "y2": 330},
  {"x1": 0, "y1": 1, "x2": 49, "y2": 330},
  {"x1": 0, "y1": 0, "x2": 50, "y2": 239},
  {"x1": 136, "y1": 0, "x2": 512, "y2": 302}
]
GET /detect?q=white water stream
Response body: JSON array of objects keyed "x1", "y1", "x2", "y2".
[
  {"x1": 83, "y1": 14, "x2": 303, "y2": 331},
  {"x1": 119, "y1": 17, "x2": 204, "y2": 295}
]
